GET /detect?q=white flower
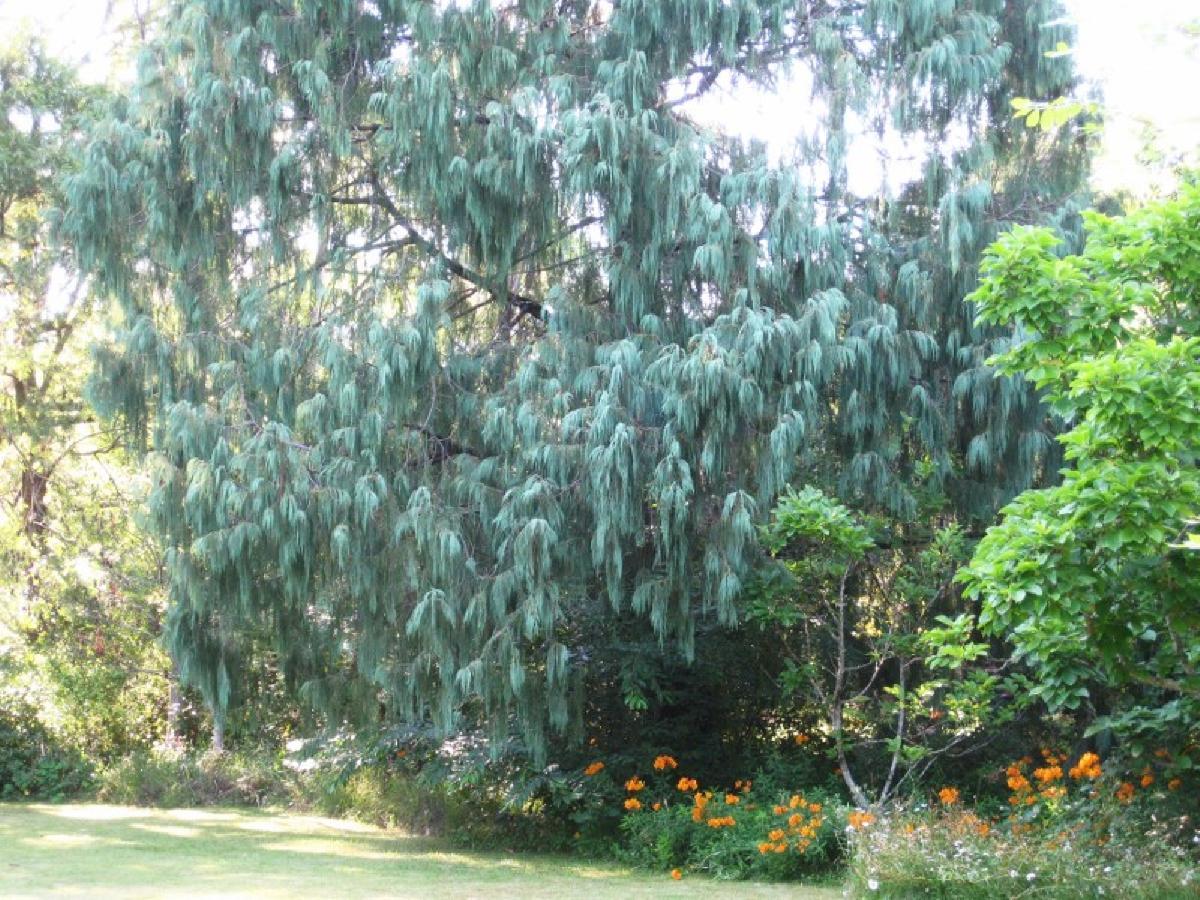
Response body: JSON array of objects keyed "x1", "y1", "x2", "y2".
[
  {"x1": 1027, "y1": 873, "x2": 1037, "y2": 881},
  {"x1": 1009, "y1": 870, "x2": 1019, "y2": 878},
  {"x1": 867, "y1": 879, "x2": 880, "y2": 891}
]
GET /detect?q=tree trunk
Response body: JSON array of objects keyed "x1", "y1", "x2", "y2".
[{"x1": 165, "y1": 666, "x2": 183, "y2": 748}]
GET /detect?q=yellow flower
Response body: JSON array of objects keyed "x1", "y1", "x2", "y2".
[
  {"x1": 625, "y1": 776, "x2": 645, "y2": 792},
  {"x1": 938, "y1": 786, "x2": 959, "y2": 806},
  {"x1": 584, "y1": 761, "x2": 605, "y2": 776},
  {"x1": 624, "y1": 797, "x2": 642, "y2": 811},
  {"x1": 653, "y1": 755, "x2": 678, "y2": 771}
]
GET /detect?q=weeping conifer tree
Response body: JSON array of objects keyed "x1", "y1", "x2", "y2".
[{"x1": 64, "y1": 0, "x2": 1088, "y2": 756}]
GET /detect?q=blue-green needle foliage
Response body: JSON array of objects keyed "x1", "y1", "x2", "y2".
[{"x1": 63, "y1": 0, "x2": 1087, "y2": 758}]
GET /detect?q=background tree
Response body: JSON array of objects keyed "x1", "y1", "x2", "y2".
[
  {"x1": 63, "y1": 0, "x2": 1089, "y2": 760},
  {"x1": 0, "y1": 36, "x2": 169, "y2": 763}
]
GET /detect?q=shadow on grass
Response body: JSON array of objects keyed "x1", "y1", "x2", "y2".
[{"x1": 0, "y1": 803, "x2": 837, "y2": 899}]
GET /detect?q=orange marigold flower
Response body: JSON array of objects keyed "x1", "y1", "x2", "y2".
[
  {"x1": 773, "y1": 805, "x2": 788, "y2": 815},
  {"x1": 1140, "y1": 773, "x2": 1154, "y2": 788},
  {"x1": 1155, "y1": 748, "x2": 1171, "y2": 759},
  {"x1": 724, "y1": 793, "x2": 741, "y2": 805},
  {"x1": 1007, "y1": 774, "x2": 1030, "y2": 792},
  {"x1": 1115, "y1": 782, "x2": 1135, "y2": 804},
  {"x1": 848, "y1": 810, "x2": 875, "y2": 830},
  {"x1": 808, "y1": 802, "x2": 822, "y2": 813},
  {"x1": 653, "y1": 755, "x2": 678, "y2": 771},
  {"x1": 584, "y1": 761, "x2": 605, "y2": 776},
  {"x1": 676, "y1": 776, "x2": 698, "y2": 792},
  {"x1": 938, "y1": 787, "x2": 960, "y2": 806},
  {"x1": 788, "y1": 794, "x2": 803, "y2": 809},
  {"x1": 671, "y1": 868, "x2": 682, "y2": 880},
  {"x1": 768, "y1": 829, "x2": 786, "y2": 842},
  {"x1": 652, "y1": 802, "x2": 662, "y2": 811},
  {"x1": 1168, "y1": 778, "x2": 1182, "y2": 791},
  {"x1": 624, "y1": 797, "x2": 642, "y2": 811},
  {"x1": 758, "y1": 842, "x2": 772, "y2": 854},
  {"x1": 794, "y1": 733, "x2": 810, "y2": 745},
  {"x1": 787, "y1": 813, "x2": 803, "y2": 828},
  {"x1": 977, "y1": 822, "x2": 990, "y2": 838},
  {"x1": 1034, "y1": 765, "x2": 1063, "y2": 784},
  {"x1": 772, "y1": 842, "x2": 787, "y2": 853},
  {"x1": 625, "y1": 776, "x2": 645, "y2": 792}
]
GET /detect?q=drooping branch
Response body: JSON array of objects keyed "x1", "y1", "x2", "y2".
[{"x1": 368, "y1": 175, "x2": 547, "y2": 323}]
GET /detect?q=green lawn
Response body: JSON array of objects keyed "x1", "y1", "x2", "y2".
[{"x1": 0, "y1": 803, "x2": 841, "y2": 898}]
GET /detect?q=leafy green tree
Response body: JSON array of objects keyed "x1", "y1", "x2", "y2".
[
  {"x1": 0, "y1": 37, "x2": 169, "y2": 759},
  {"x1": 63, "y1": 0, "x2": 1088, "y2": 758},
  {"x1": 752, "y1": 486, "x2": 1013, "y2": 807},
  {"x1": 961, "y1": 183, "x2": 1200, "y2": 737}
]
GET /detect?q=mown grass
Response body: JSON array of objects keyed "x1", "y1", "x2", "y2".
[{"x1": 0, "y1": 803, "x2": 841, "y2": 898}]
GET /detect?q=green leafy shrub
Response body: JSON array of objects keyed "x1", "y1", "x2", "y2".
[
  {"x1": 306, "y1": 728, "x2": 582, "y2": 851},
  {"x1": 318, "y1": 763, "x2": 458, "y2": 836},
  {"x1": 95, "y1": 747, "x2": 300, "y2": 807},
  {"x1": 617, "y1": 786, "x2": 844, "y2": 881},
  {"x1": 573, "y1": 750, "x2": 845, "y2": 880},
  {"x1": 0, "y1": 698, "x2": 91, "y2": 800}
]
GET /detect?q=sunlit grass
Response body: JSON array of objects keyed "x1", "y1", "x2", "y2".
[{"x1": 0, "y1": 803, "x2": 840, "y2": 898}]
